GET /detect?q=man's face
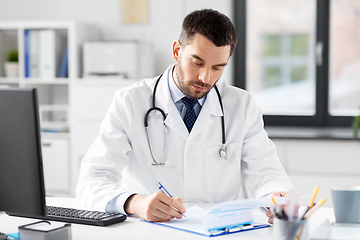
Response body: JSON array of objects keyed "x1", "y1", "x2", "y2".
[{"x1": 173, "y1": 33, "x2": 231, "y2": 100}]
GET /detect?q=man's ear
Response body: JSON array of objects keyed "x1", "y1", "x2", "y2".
[{"x1": 172, "y1": 40, "x2": 181, "y2": 61}]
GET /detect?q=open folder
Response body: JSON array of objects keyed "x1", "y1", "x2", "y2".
[{"x1": 142, "y1": 197, "x2": 287, "y2": 237}]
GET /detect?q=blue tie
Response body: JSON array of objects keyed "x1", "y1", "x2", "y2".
[{"x1": 182, "y1": 97, "x2": 198, "y2": 132}]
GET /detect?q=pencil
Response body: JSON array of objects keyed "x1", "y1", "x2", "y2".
[
  {"x1": 309, "y1": 186, "x2": 319, "y2": 209},
  {"x1": 271, "y1": 197, "x2": 278, "y2": 205},
  {"x1": 303, "y1": 198, "x2": 326, "y2": 220}
]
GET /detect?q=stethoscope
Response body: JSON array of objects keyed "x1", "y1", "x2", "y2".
[{"x1": 144, "y1": 73, "x2": 227, "y2": 166}]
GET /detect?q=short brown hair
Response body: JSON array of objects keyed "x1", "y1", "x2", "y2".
[{"x1": 179, "y1": 9, "x2": 237, "y2": 57}]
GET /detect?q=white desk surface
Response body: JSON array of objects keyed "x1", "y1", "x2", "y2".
[{"x1": 0, "y1": 198, "x2": 336, "y2": 240}]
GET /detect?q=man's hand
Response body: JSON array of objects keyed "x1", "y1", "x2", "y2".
[
  {"x1": 124, "y1": 192, "x2": 186, "y2": 222},
  {"x1": 265, "y1": 192, "x2": 300, "y2": 224}
]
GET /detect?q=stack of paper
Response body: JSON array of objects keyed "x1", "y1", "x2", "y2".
[{"x1": 143, "y1": 197, "x2": 288, "y2": 237}]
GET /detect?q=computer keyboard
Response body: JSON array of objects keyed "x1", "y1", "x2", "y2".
[{"x1": 45, "y1": 206, "x2": 127, "y2": 226}]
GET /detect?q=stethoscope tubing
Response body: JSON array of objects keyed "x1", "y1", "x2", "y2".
[
  {"x1": 144, "y1": 70, "x2": 227, "y2": 165},
  {"x1": 213, "y1": 85, "x2": 226, "y2": 145}
]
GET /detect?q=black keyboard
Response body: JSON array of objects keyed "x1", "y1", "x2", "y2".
[{"x1": 45, "y1": 206, "x2": 127, "y2": 226}]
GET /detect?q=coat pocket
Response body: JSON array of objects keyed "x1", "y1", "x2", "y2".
[{"x1": 205, "y1": 142, "x2": 241, "y2": 193}]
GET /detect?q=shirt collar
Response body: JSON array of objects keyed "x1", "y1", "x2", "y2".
[{"x1": 168, "y1": 64, "x2": 206, "y2": 106}]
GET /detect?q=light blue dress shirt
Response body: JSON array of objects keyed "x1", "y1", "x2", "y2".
[{"x1": 167, "y1": 65, "x2": 205, "y2": 118}]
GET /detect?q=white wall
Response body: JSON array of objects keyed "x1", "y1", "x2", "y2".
[
  {"x1": 273, "y1": 139, "x2": 360, "y2": 207},
  {"x1": 2, "y1": 1, "x2": 359, "y2": 208},
  {"x1": 0, "y1": 0, "x2": 234, "y2": 82}
]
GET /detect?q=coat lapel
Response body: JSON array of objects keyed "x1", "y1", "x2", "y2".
[
  {"x1": 189, "y1": 85, "x2": 223, "y2": 140},
  {"x1": 153, "y1": 66, "x2": 224, "y2": 142},
  {"x1": 155, "y1": 68, "x2": 189, "y2": 141}
]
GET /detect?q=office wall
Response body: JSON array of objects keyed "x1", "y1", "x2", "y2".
[{"x1": 0, "y1": 0, "x2": 234, "y2": 81}]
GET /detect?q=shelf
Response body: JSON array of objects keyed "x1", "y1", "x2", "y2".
[
  {"x1": 0, "y1": 78, "x2": 20, "y2": 84},
  {"x1": 0, "y1": 79, "x2": 69, "y2": 85},
  {"x1": 23, "y1": 79, "x2": 69, "y2": 85},
  {"x1": 75, "y1": 77, "x2": 140, "y2": 85},
  {"x1": 0, "y1": 20, "x2": 100, "y2": 196},
  {"x1": 39, "y1": 104, "x2": 68, "y2": 111},
  {"x1": 41, "y1": 122, "x2": 68, "y2": 128},
  {"x1": 41, "y1": 132, "x2": 69, "y2": 139}
]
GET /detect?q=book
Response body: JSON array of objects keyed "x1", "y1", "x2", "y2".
[
  {"x1": 24, "y1": 29, "x2": 30, "y2": 78},
  {"x1": 38, "y1": 30, "x2": 63, "y2": 79},
  {"x1": 39, "y1": 30, "x2": 55, "y2": 78},
  {"x1": 29, "y1": 30, "x2": 39, "y2": 78},
  {"x1": 58, "y1": 47, "x2": 68, "y2": 78},
  {"x1": 0, "y1": 31, "x2": 4, "y2": 77}
]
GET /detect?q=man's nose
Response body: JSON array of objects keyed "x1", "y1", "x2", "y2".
[{"x1": 198, "y1": 68, "x2": 211, "y2": 83}]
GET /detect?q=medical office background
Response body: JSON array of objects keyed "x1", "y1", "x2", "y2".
[{"x1": 0, "y1": 0, "x2": 359, "y2": 207}]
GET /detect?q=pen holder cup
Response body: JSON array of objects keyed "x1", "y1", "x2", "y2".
[{"x1": 273, "y1": 218, "x2": 308, "y2": 240}]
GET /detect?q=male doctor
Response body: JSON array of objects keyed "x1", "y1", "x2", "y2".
[{"x1": 77, "y1": 9, "x2": 295, "y2": 223}]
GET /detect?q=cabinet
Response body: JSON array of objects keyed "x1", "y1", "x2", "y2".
[
  {"x1": 70, "y1": 78, "x2": 139, "y2": 193},
  {"x1": 41, "y1": 137, "x2": 69, "y2": 196},
  {"x1": 0, "y1": 20, "x2": 98, "y2": 196}
]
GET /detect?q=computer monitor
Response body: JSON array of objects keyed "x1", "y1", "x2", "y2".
[{"x1": 0, "y1": 88, "x2": 46, "y2": 216}]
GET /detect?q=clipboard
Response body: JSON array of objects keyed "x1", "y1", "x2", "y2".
[
  {"x1": 141, "y1": 198, "x2": 287, "y2": 237},
  {"x1": 143, "y1": 219, "x2": 270, "y2": 237}
]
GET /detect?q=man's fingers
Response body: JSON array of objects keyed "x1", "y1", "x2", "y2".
[
  {"x1": 157, "y1": 192, "x2": 186, "y2": 214},
  {"x1": 148, "y1": 192, "x2": 186, "y2": 220},
  {"x1": 142, "y1": 198, "x2": 177, "y2": 222},
  {"x1": 173, "y1": 196, "x2": 184, "y2": 205},
  {"x1": 157, "y1": 198, "x2": 185, "y2": 219},
  {"x1": 266, "y1": 210, "x2": 273, "y2": 218},
  {"x1": 268, "y1": 216, "x2": 274, "y2": 224},
  {"x1": 149, "y1": 207, "x2": 174, "y2": 222},
  {"x1": 269, "y1": 192, "x2": 287, "y2": 199},
  {"x1": 266, "y1": 192, "x2": 289, "y2": 224},
  {"x1": 144, "y1": 210, "x2": 172, "y2": 222},
  {"x1": 158, "y1": 203, "x2": 184, "y2": 219}
]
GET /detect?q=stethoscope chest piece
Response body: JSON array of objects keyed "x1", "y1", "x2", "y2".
[{"x1": 219, "y1": 144, "x2": 227, "y2": 160}]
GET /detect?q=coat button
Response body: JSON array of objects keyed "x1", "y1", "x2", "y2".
[{"x1": 187, "y1": 156, "x2": 200, "y2": 162}]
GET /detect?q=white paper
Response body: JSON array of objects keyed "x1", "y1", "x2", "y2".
[
  {"x1": 155, "y1": 206, "x2": 208, "y2": 234},
  {"x1": 203, "y1": 197, "x2": 286, "y2": 232},
  {"x1": 145, "y1": 197, "x2": 283, "y2": 236}
]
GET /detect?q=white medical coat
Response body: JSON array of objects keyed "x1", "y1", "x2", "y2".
[{"x1": 76, "y1": 66, "x2": 294, "y2": 213}]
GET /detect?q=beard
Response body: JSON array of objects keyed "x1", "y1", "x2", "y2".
[{"x1": 175, "y1": 61, "x2": 216, "y2": 100}]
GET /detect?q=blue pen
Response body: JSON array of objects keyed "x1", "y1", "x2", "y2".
[{"x1": 156, "y1": 182, "x2": 187, "y2": 218}]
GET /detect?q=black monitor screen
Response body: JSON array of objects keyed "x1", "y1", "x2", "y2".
[{"x1": 0, "y1": 88, "x2": 46, "y2": 216}]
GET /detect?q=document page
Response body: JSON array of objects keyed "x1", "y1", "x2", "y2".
[
  {"x1": 155, "y1": 205, "x2": 209, "y2": 235},
  {"x1": 203, "y1": 197, "x2": 286, "y2": 232},
  {"x1": 143, "y1": 197, "x2": 287, "y2": 236}
]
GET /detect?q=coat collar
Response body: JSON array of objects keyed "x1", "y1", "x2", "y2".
[{"x1": 154, "y1": 66, "x2": 224, "y2": 141}]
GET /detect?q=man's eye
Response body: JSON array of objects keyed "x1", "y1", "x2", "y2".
[{"x1": 193, "y1": 61, "x2": 202, "y2": 66}]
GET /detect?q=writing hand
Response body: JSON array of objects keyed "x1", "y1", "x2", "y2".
[{"x1": 124, "y1": 192, "x2": 186, "y2": 222}]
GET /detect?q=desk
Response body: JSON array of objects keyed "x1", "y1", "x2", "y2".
[{"x1": 0, "y1": 198, "x2": 335, "y2": 240}]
